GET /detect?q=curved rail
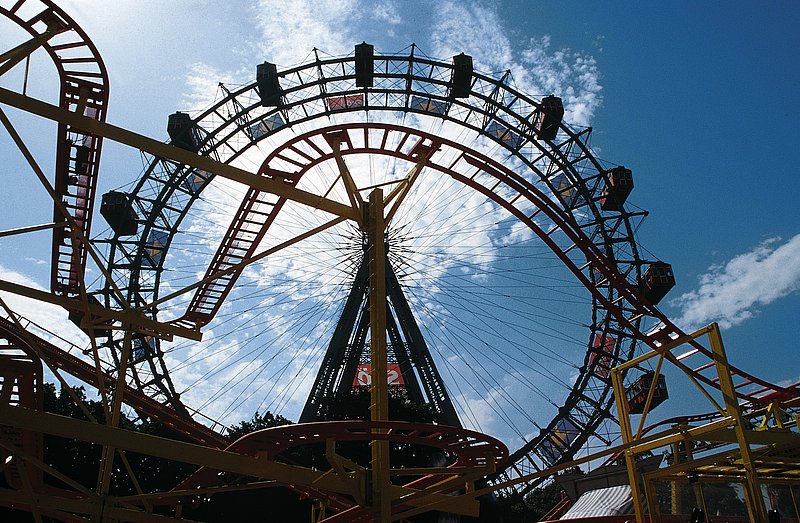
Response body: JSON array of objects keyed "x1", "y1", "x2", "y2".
[
  {"x1": 173, "y1": 420, "x2": 507, "y2": 521},
  {"x1": 1, "y1": 0, "x2": 109, "y2": 296},
  {"x1": 0, "y1": 313, "x2": 227, "y2": 448}
]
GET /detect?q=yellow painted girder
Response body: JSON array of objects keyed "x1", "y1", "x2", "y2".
[
  {"x1": 0, "y1": 87, "x2": 359, "y2": 223},
  {"x1": 0, "y1": 404, "x2": 359, "y2": 496},
  {"x1": 1, "y1": 404, "x2": 485, "y2": 518},
  {"x1": 0, "y1": 487, "x2": 194, "y2": 523},
  {"x1": 0, "y1": 279, "x2": 200, "y2": 342}
]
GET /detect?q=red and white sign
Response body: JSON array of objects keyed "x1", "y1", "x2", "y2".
[
  {"x1": 326, "y1": 94, "x2": 365, "y2": 111},
  {"x1": 353, "y1": 364, "x2": 405, "y2": 387}
]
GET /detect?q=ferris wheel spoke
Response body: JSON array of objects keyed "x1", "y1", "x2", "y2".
[{"x1": 140, "y1": 214, "x2": 348, "y2": 317}]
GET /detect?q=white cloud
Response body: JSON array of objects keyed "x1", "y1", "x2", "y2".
[
  {"x1": 372, "y1": 1, "x2": 402, "y2": 25},
  {"x1": 252, "y1": 0, "x2": 359, "y2": 66},
  {"x1": 430, "y1": 2, "x2": 513, "y2": 70},
  {"x1": 430, "y1": 2, "x2": 602, "y2": 126},
  {"x1": 182, "y1": 63, "x2": 244, "y2": 112},
  {"x1": 0, "y1": 265, "x2": 89, "y2": 352},
  {"x1": 672, "y1": 235, "x2": 800, "y2": 330}
]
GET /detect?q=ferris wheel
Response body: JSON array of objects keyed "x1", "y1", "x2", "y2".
[
  {"x1": 2, "y1": 2, "x2": 798, "y2": 521},
  {"x1": 89, "y1": 41, "x2": 686, "y2": 492},
  {"x1": 86, "y1": 40, "x2": 800, "y2": 492}
]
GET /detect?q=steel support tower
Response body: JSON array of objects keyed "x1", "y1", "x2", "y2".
[{"x1": 300, "y1": 246, "x2": 461, "y2": 427}]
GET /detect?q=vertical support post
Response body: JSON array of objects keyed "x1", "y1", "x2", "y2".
[
  {"x1": 95, "y1": 324, "x2": 133, "y2": 500},
  {"x1": 366, "y1": 189, "x2": 391, "y2": 521},
  {"x1": 611, "y1": 366, "x2": 645, "y2": 523},
  {"x1": 789, "y1": 486, "x2": 799, "y2": 520},
  {"x1": 683, "y1": 441, "x2": 706, "y2": 514},
  {"x1": 643, "y1": 476, "x2": 660, "y2": 523},
  {"x1": 670, "y1": 440, "x2": 682, "y2": 516},
  {"x1": 706, "y1": 323, "x2": 769, "y2": 522}
]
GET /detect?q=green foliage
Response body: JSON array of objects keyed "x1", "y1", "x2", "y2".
[
  {"x1": 524, "y1": 480, "x2": 567, "y2": 518},
  {"x1": 39, "y1": 383, "x2": 196, "y2": 495},
  {"x1": 226, "y1": 410, "x2": 292, "y2": 442}
]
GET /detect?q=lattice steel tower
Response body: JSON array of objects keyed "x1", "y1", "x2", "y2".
[{"x1": 300, "y1": 241, "x2": 461, "y2": 427}]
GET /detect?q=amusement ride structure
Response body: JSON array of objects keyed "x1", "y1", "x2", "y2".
[{"x1": 1, "y1": 2, "x2": 799, "y2": 522}]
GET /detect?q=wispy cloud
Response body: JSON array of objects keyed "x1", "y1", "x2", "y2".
[
  {"x1": 0, "y1": 265, "x2": 88, "y2": 349},
  {"x1": 672, "y1": 234, "x2": 800, "y2": 330},
  {"x1": 251, "y1": 0, "x2": 359, "y2": 67},
  {"x1": 182, "y1": 63, "x2": 243, "y2": 111},
  {"x1": 430, "y1": 2, "x2": 513, "y2": 71},
  {"x1": 371, "y1": 1, "x2": 402, "y2": 26},
  {"x1": 429, "y1": 2, "x2": 602, "y2": 126}
]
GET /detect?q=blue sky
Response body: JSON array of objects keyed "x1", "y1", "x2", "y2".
[{"x1": 1, "y1": 1, "x2": 798, "y2": 450}]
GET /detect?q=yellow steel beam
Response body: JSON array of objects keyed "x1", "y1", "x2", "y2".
[
  {"x1": 0, "y1": 297, "x2": 100, "y2": 426},
  {"x1": 619, "y1": 326, "x2": 726, "y2": 415},
  {"x1": 115, "y1": 480, "x2": 281, "y2": 503},
  {"x1": 0, "y1": 404, "x2": 359, "y2": 496},
  {"x1": 611, "y1": 359, "x2": 646, "y2": 522},
  {"x1": 116, "y1": 449, "x2": 153, "y2": 514},
  {"x1": 0, "y1": 404, "x2": 484, "y2": 519},
  {"x1": 0, "y1": 279, "x2": 200, "y2": 341},
  {"x1": 326, "y1": 438, "x2": 366, "y2": 507},
  {"x1": 614, "y1": 330, "x2": 699, "y2": 372},
  {"x1": 707, "y1": 322, "x2": 769, "y2": 522},
  {"x1": 388, "y1": 462, "x2": 493, "y2": 520},
  {"x1": 634, "y1": 351, "x2": 666, "y2": 440},
  {"x1": 642, "y1": 476, "x2": 660, "y2": 523},
  {"x1": 0, "y1": 488, "x2": 195, "y2": 523},
  {"x1": 383, "y1": 150, "x2": 431, "y2": 225},
  {"x1": 0, "y1": 221, "x2": 66, "y2": 238},
  {"x1": 644, "y1": 443, "x2": 800, "y2": 483},
  {"x1": 617, "y1": 418, "x2": 737, "y2": 457},
  {"x1": 473, "y1": 424, "x2": 686, "y2": 497},
  {"x1": 390, "y1": 483, "x2": 481, "y2": 520},
  {"x1": 0, "y1": 440, "x2": 93, "y2": 500},
  {"x1": 0, "y1": 24, "x2": 60, "y2": 78},
  {"x1": 366, "y1": 188, "x2": 391, "y2": 521},
  {"x1": 329, "y1": 137, "x2": 364, "y2": 226},
  {"x1": 16, "y1": 453, "x2": 44, "y2": 523},
  {"x1": 141, "y1": 215, "x2": 347, "y2": 314},
  {"x1": 96, "y1": 327, "x2": 134, "y2": 498},
  {"x1": 757, "y1": 402, "x2": 788, "y2": 431},
  {"x1": 0, "y1": 105, "x2": 136, "y2": 319},
  {"x1": 0, "y1": 87, "x2": 359, "y2": 222},
  {"x1": 693, "y1": 425, "x2": 800, "y2": 447},
  {"x1": 610, "y1": 323, "x2": 784, "y2": 522}
]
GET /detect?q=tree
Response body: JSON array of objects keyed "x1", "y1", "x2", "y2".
[{"x1": 226, "y1": 410, "x2": 292, "y2": 442}]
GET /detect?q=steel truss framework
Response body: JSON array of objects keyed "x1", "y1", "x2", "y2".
[
  {"x1": 0, "y1": 2, "x2": 798, "y2": 520},
  {"x1": 96, "y1": 72, "x2": 797, "y2": 492},
  {"x1": 299, "y1": 251, "x2": 461, "y2": 427},
  {"x1": 95, "y1": 50, "x2": 655, "y2": 495},
  {"x1": 611, "y1": 323, "x2": 800, "y2": 523}
]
